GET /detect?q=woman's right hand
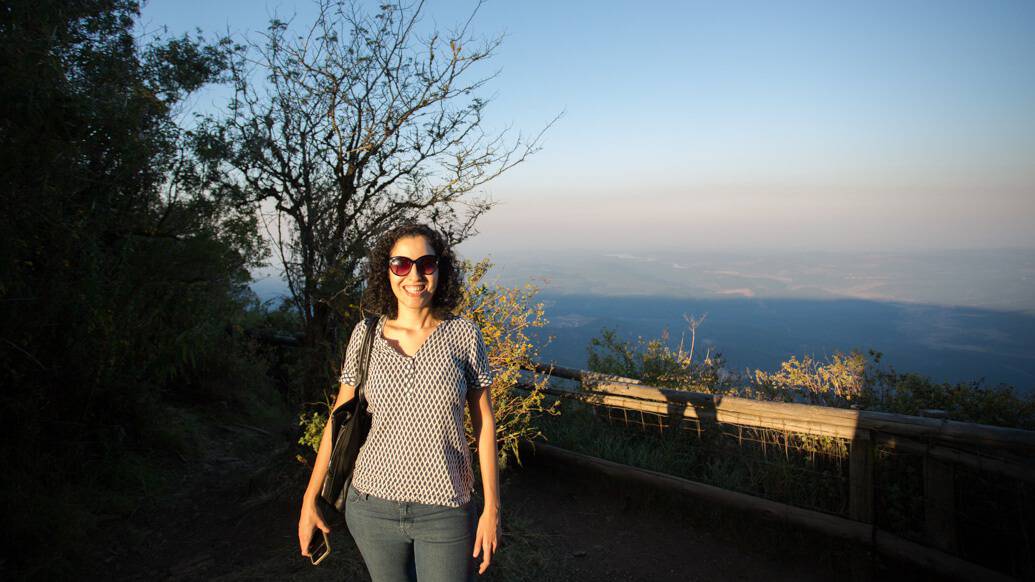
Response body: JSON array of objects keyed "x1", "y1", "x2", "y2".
[
  {"x1": 299, "y1": 381, "x2": 355, "y2": 557},
  {"x1": 298, "y1": 497, "x2": 331, "y2": 557}
]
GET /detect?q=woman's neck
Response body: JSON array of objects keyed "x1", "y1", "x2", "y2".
[{"x1": 392, "y1": 305, "x2": 440, "y2": 329}]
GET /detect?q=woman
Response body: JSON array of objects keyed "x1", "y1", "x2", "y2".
[{"x1": 298, "y1": 223, "x2": 502, "y2": 581}]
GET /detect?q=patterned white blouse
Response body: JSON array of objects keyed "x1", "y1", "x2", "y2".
[{"x1": 338, "y1": 314, "x2": 494, "y2": 507}]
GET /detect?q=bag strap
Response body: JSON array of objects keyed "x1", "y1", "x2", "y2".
[{"x1": 354, "y1": 315, "x2": 380, "y2": 409}]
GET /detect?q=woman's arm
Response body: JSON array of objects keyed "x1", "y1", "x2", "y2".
[
  {"x1": 298, "y1": 381, "x2": 356, "y2": 556},
  {"x1": 467, "y1": 386, "x2": 501, "y2": 575}
]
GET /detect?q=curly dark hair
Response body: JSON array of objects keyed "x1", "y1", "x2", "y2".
[{"x1": 359, "y1": 223, "x2": 463, "y2": 319}]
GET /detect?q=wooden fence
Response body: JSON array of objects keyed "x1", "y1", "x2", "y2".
[
  {"x1": 522, "y1": 363, "x2": 1035, "y2": 581},
  {"x1": 252, "y1": 328, "x2": 1032, "y2": 578}
]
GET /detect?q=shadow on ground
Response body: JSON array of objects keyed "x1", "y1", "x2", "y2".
[{"x1": 98, "y1": 423, "x2": 930, "y2": 581}]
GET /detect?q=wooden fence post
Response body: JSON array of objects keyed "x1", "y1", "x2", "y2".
[
  {"x1": 923, "y1": 455, "x2": 957, "y2": 553},
  {"x1": 920, "y1": 409, "x2": 958, "y2": 554},
  {"x1": 850, "y1": 429, "x2": 875, "y2": 581},
  {"x1": 850, "y1": 429, "x2": 875, "y2": 524}
]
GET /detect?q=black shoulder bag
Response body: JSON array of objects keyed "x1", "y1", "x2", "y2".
[{"x1": 317, "y1": 315, "x2": 378, "y2": 526}]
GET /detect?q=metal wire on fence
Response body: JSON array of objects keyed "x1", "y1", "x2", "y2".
[{"x1": 536, "y1": 385, "x2": 1035, "y2": 580}]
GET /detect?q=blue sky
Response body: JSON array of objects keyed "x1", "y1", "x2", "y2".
[{"x1": 140, "y1": 0, "x2": 1035, "y2": 258}]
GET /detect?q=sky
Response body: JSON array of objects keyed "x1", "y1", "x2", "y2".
[{"x1": 140, "y1": 0, "x2": 1035, "y2": 259}]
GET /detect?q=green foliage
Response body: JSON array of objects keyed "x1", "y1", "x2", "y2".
[
  {"x1": 750, "y1": 349, "x2": 1035, "y2": 428},
  {"x1": 864, "y1": 365, "x2": 1035, "y2": 429},
  {"x1": 587, "y1": 325, "x2": 731, "y2": 392},
  {"x1": 586, "y1": 324, "x2": 1035, "y2": 429},
  {"x1": 751, "y1": 352, "x2": 867, "y2": 406},
  {"x1": 298, "y1": 411, "x2": 327, "y2": 453},
  {"x1": 0, "y1": 1, "x2": 273, "y2": 577},
  {"x1": 1, "y1": 0, "x2": 261, "y2": 425},
  {"x1": 457, "y1": 258, "x2": 560, "y2": 470}
]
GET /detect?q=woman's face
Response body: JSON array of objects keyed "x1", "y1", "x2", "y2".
[{"x1": 387, "y1": 235, "x2": 439, "y2": 312}]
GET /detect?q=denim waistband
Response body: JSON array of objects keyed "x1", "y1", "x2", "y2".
[{"x1": 348, "y1": 483, "x2": 473, "y2": 511}]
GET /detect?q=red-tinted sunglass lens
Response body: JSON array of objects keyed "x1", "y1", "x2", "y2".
[
  {"x1": 388, "y1": 257, "x2": 412, "y2": 276},
  {"x1": 416, "y1": 256, "x2": 438, "y2": 275},
  {"x1": 389, "y1": 255, "x2": 438, "y2": 277}
]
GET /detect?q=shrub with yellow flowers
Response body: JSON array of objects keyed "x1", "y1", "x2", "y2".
[
  {"x1": 456, "y1": 258, "x2": 560, "y2": 470},
  {"x1": 299, "y1": 257, "x2": 560, "y2": 470}
]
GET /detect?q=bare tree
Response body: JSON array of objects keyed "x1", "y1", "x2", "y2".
[{"x1": 192, "y1": 0, "x2": 553, "y2": 395}]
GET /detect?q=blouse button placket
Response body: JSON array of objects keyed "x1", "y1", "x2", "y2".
[{"x1": 405, "y1": 359, "x2": 415, "y2": 396}]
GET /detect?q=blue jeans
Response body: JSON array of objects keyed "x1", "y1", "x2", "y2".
[{"x1": 345, "y1": 483, "x2": 477, "y2": 581}]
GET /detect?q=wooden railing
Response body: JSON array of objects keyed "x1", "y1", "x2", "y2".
[
  {"x1": 522, "y1": 363, "x2": 1035, "y2": 581},
  {"x1": 251, "y1": 328, "x2": 1032, "y2": 578}
]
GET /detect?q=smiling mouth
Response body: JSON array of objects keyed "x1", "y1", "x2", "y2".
[{"x1": 403, "y1": 285, "x2": 426, "y2": 297}]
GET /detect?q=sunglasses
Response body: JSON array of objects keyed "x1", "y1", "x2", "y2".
[{"x1": 388, "y1": 254, "x2": 439, "y2": 277}]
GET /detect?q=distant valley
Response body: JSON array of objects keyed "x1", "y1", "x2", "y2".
[
  {"x1": 528, "y1": 293, "x2": 1035, "y2": 393},
  {"x1": 251, "y1": 248, "x2": 1035, "y2": 393},
  {"x1": 472, "y1": 248, "x2": 1035, "y2": 314}
]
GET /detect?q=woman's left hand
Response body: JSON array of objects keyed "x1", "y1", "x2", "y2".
[{"x1": 472, "y1": 506, "x2": 501, "y2": 575}]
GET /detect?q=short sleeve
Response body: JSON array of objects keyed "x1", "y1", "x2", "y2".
[
  {"x1": 465, "y1": 320, "x2": 494, "y2": 391},
  {"x1": 338, "y1": 318, "x2": 370, "y2": 386}
]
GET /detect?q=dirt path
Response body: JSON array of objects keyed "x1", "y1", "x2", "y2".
[
  {"x1": 98, "y1": 421, "x2": 905, "y2": 581},
  {"x1": 499, "y1": 460, "x2": 839, "y2": 582}
]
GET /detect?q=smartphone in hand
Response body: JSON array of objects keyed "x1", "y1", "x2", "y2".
[{"x1": 308, "y1": 530, "x2": 331, "y2": 565}]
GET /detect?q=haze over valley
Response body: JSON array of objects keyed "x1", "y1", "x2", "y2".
[{"x1": 253, "y1": 247, "x2": 1035, "y2": 393}]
